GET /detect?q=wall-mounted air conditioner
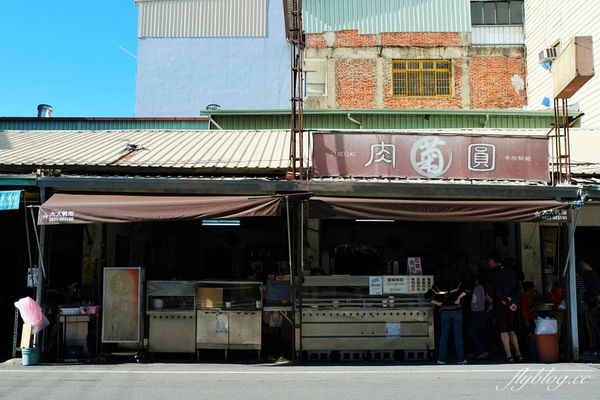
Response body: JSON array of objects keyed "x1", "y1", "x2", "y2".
[{"x1": 539, "y1": 47, "x2": 558, "y2": 64}]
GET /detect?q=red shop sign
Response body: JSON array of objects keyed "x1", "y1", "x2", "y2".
[{"x1": 312, "y1": 132, "x2": 549, "y2": 182}]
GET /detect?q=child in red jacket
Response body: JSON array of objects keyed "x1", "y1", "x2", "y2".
[{"x1": 520, "y1": 281, "x2": 538, "y2": 335}]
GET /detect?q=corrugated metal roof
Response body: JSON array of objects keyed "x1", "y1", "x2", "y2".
[
  {"x1": 0, "y1": 117, "x2": 210, "y2": 131},
  {"x1": 136, "y1": 0, "x2": 267, "y2": 38},
  {"x1": 303, "y1": 0, "x2": 471, "y2": 34},
  {"x1": 3, "y1": 128, "x2": 598, "y2": 176},
  {"x1": 0, "y1": 130, "x2": 309, "y2": 172}
]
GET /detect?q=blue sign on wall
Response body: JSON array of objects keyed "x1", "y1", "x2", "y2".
[{"x1": 0, "y1": 190, "x2": 21, "y2": 210}]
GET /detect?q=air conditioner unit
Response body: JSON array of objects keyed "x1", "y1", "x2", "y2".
[{"x1": 539, "y1": 47, "x2": 558, "y2": 64}]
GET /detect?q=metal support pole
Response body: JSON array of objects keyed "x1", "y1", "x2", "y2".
[
  {"x1": 33, "y1": 187, "x2": 47, "y2": 348},
  {"x1": 567, "y1": 215, "x2": 579, "y2": 361},
  {"x1": 285, "y1": 196, "x2": 297, "y2": 360}
]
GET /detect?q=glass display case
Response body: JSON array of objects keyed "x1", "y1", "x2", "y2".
[{"x1": 297, "y1": 275, "x2": 435, "y2": 360}]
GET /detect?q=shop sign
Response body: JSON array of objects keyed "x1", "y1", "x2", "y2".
[
  {"x1": 0, "y1": 190, "x2": 20, "y2": 210},
  {"x1": 369, "y1": 276, "x2": 383, "y2": 295},
  {"x1": 102, "y1": 267, "x2": 141, "y2": 343},
  {"x1": 313, "y1": 132, "x2": 549, "y2": 182},
  {"x1": 39, "y1": 210, "x2": 75, "y2": 224},
  {"x1": 536, "y1": 208, "x2": 569, "y2": 222}
]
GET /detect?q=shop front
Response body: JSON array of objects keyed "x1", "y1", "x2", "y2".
[
  {"x1": 294, "y1": 130, "x2": 582, "y2": 361},
  {"x1": 36, "y1": 192, "x2": 298, "y2": 361}
]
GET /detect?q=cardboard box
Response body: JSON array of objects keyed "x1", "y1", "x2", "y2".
[
  {"x1": 196, "y1": 287, "x2": 223, "y2": 309},
  {"x1": 20, "y1": 323, "x2": 32, "y2": 349}
]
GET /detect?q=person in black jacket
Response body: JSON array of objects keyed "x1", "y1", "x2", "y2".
[
  {"x1": 425, "y1": 276, "x2": 467, "y2": 365},
  {"x1": 488, "y1": 252, "x2": 523, "y2": 362}
]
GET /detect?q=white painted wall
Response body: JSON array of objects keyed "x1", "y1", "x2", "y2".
[
  {"x1": 135, "y1": 0, "x2": 289, "y2": 116},
  {"x1": 525, "y1": 1, "x2": 600, "y2": 127}
]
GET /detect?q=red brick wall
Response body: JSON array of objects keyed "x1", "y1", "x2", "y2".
[
  {"x1": 336, "y1": 59, "x2": 376, "y2": 108},
  {"x1": 470, "y1": 56, "x2": 527, "y2": 109},
  {"x1": 335, "y1": 30, "x2": 377, "y2": 47},
  {"x1": 306, "y1": 33, "x2": 327, "y2": 49},
  {"x1": 384, "y1": 61, "x2": 463, "y2": 109},
  {"x1": 381, "y1": 32, "x2": 461, "y2": 47}
]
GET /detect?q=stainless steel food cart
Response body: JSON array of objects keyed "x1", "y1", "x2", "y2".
[
  {"x1": 147, "y1": 280, "x2": 196, "y2": 353},
  {"x1": 296, "y1": 275, "x2": 435, "y2": 361},
  {"x1": 195, "y1": 280, "x2": 263, "y2": 359}
]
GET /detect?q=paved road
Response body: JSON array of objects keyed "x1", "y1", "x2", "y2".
[{"x1": 1, "y1": 360, "x2": 599, "y2": 400}]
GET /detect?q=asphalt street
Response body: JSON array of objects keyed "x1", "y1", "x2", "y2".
[{"x1": 1, "y1": 360, "x2": 599, "y2": 400}]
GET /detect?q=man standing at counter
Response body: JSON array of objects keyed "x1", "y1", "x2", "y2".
[{"x1": 488, "y1": 252, "x2": 523, "y2": 362}]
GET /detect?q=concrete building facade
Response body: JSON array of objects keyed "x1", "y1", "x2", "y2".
[
  {"x1": 524, "y1": 0, "x2": 600, "y2": 127},
  {"x1": 134, "y1": 0, "x2": 290, "y2": 117},
  {"x1": 303, "y1": 0, "x2": 527, "y2": 110}
]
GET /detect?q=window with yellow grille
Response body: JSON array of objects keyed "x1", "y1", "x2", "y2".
[{"x1": 392, "y1": 60, "x2": 452, "y2": 97}]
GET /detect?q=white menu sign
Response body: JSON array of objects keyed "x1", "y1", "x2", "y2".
[
  {"x1": 369, "y1": 276, "x2": 383, "y2": 295},
  {"x1": 383, "y1": 275, "x2": 410, "y2": 294}
]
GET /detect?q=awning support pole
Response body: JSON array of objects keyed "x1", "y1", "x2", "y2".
[
  {"x1": 285, "y1": 196, "x2": 297, "y2": 360},
  {"x1": 566, "y1": 213, "x2": 579, "y2": 361},
  {"x1": 31, "y1": 187, "x2": 47, "y2": 349}
]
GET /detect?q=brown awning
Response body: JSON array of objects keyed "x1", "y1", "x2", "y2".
[
  {"x1": 309, "y1": 196, "x2": 570, "y2": 222},
  {"x1": 38, "y1": 193, "x2": 280, "y2": 225}
]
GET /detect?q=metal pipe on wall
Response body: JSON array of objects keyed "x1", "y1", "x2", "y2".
[{"x1": 567, "y1": 214, "x2": 579, "y2": 361}]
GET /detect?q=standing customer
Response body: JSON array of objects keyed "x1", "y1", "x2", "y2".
[
  {"x1": 488, "y1": 252, "x2": 523, "y2": 362},
  {"x1": 578, "y1": 258, "x2": 600, "y2": 355},
  {"x1": 425, "y1": 276, "x2": 467, "y2": 365}
]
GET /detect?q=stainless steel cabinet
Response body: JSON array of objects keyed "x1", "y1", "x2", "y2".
[
  {"x1": 148, "y1": 311, "x2": 196, "y2": 353},
  {"x1": 196, "y1": 310, "x2": 261, "y2": 350}
]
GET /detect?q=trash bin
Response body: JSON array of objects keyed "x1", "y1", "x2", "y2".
[
  {"x1": 22, "y1": 347, "x2": 40, "y2": 366},
  {"x1": 527, "y1": 334, "x2": 539, "y2": 362},
  {"x1": 535, "y1": 334, "x2": 559, "y2": 363}
]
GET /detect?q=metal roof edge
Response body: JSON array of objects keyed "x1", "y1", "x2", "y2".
[
  {"x1": 35, "y1": 175, "x2": 580, "y2": 201},
  {"x1": 0, "y1": 174, "x2": 38, "y2": 187},
  {"x1": 202, "y1": 109, "x2": 566, "y2": 117}
]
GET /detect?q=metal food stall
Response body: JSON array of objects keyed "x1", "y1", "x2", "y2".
[
  {"x1": 196, "y1": 280, "x2": 263, "y2": 359},
  {"x1": 147, "y1": 280, "x2": 196, "y2": 353},
  {"x1": 296, "y1": 275, "x2": 435, "y2": 361}
]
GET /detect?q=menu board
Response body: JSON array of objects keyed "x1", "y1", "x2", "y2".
[{"x1": 102, "y1": 267, "x2": 142, "y2": 343}]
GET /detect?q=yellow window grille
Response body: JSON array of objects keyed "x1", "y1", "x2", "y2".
[{"x1": 392, "y1": 59, "x2": 452, "y2": 97}]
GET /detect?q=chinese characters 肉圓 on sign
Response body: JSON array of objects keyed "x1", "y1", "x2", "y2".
[{"x1": 314, "y1": 133, "x2": 549, "y2": 182}]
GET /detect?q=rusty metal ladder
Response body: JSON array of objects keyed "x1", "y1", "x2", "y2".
[
  {"x1": 549, "y1": 98, "x2": 572, "y2": 184},
  {"x1": 287, "y1": 0, "x2": 304, "y2": 180}
]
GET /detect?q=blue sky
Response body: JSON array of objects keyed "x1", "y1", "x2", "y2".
[{"x1": 1, "y1": 1, "x2": 138, "y2": 117}]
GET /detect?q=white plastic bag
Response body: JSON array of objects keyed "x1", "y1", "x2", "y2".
[{"x1": 535, "y1": 317, "x2": 558, "y2": 335}]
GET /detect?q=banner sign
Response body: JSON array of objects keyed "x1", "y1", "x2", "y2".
[
  {"x1": 102, "y1": 267, "x2": 142, "y2": 343},
  {"x1": 0, "y1": 190, "x2": 20, "y2": 210},
  {"x1": 313, "y1": 132, "x2": 549, "y2": 182}
]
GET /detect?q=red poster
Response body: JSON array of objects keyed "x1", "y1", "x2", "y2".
[{"x1": 312, "y1": 132, "x2": 549, "y2": 182}]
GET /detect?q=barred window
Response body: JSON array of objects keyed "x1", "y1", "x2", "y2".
[{"x1": 392, "y1": 59, "x2": 452, "y2": 97}]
